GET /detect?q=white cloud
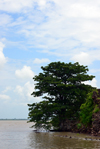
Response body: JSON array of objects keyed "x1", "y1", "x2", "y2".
[
  {"x1": 9, "y1": 17, "x2": 26, "y2": 27},
  {"x1": 0, "y1": 0, "x2": 34, "y2": 13},
  {"x1": 15, "y1": 66, "x2": 34, "y2": 80},
  {"x1": 15, "y1": 82, "x2": 34, "y2": 98},
  {"x1": 65, "y1": 3, "x2": 100, "y2": 18},
  {"x1": 71, "y1": 52, "x2": 91, "y2": 65},
  {"x1": 2, "y1": 86, "x2": 12, "y2": 93},
  {"x1": 24, "y1": 81, "x2": 34, "y2": 99},
  {"x1": 89, "y1": 69, "x2": 100, "y2": 74},
  {"x1": 15, "y1": 81, "x2": 41, "y2": 102},
  {"x1": 0, "y1": 42, "x2": 7, "y2": 69},
  {"x1": 15, "y1": 81, "x2": 34, "y2": 99},
  {"x1": 0, "y1": 94, "x2": 10, "y2": 100},
  {"x1": 1, "y1": 0, "x2": 100, "y2": 60},
  {"x1": 0, "y1": 14, "x2": 12, "y2": 26},
  {"x1": 15, "y1": 85, "x2": 23, "y2": 96},
  {"x1": 71, "y1": 49, "x2": 100, "y2": 65},
  {"x1": 33, "y1": 58, "x2": 50, "y2": 64},
  {"x1": 84, "y1": 78, "x2": 97, "y2": 88},
  {"x1": 38, "y1": 0, "x2": 46, "y2": 7},
  {"x1": 11, "y1": 0, "x2": 100, "y2": 64}
]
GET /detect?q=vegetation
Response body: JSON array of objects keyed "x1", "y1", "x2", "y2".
[
  {"x1": 80, "y1": 91, "x2": 95, "y2": 126},
  {"x1": 28, "y1": 61, "x2": 95, "y2": 130},
  {"x1": 80, "y1": 89, "x2": 100, "y2": 127},
  {"x1": 93, "y1": 104, "x2": 100, "y2": 113},
  {"x1": 77, "y1": 123, "x2": 82, "y2": 129}
]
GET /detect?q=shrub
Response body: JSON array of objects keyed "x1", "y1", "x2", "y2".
[
  {"x1": 80, "y1": 90, "x2": 97, "y2": 126},
  {"x1": 77, "y1": 123, "x2": 82, "y2": 129},
  {"x1": 93, "y1": 105, "x2": 100, "y2": 113}
]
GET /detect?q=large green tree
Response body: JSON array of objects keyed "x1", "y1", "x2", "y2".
[{"x1": 28, "y1": 62, "x2": 95, "y2": 130}]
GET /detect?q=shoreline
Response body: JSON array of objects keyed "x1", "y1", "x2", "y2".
[{"x1": 34, "y1": 129, "x2": 100, "y2": 141}]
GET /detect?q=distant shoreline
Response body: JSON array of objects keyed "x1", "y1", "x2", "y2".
[{"x1": 0, "y1": 119, "x2": 28, "y2": 121}]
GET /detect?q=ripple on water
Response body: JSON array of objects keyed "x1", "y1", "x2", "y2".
[{"x1": 0, "y1": 120, "x2": 100, "y2": 149}]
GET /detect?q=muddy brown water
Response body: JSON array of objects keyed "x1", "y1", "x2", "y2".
[{"x1": 0, "y1": 120, "x2": 100, "y2": 149}]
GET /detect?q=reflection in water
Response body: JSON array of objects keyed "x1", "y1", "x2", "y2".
[
  {"x1": 0, "y1": 120, "x2": 100, "y2": 149},
  {"x1": 28, "y1": 131, "x2": 100, "y2": 149}
]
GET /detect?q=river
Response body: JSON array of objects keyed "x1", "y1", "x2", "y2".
[{"x1": 0, "y1": 120, "x2": 100, "y2": 149}]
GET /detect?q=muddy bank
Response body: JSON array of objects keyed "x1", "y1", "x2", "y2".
[{"x1": 52, "y1": 132, "x2": 100, "y2": 142}]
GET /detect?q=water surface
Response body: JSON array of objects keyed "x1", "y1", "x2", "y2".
[{"x1": 0, "y1": 120, "x2": 100, "y2": 149}]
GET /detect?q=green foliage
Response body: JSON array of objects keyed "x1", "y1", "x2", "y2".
[
  {"x1": 28, "y1": 101, "x2": 53, "y2": 130},
  {"x1": 28, "y1": 61, "x2": 95, "y2": 130},
  {"x1": 93, "y1": 105, "x2": 100, "y2": 113},
  {"x1": 77, "y1": 123, "x2": 82, "y2": 129},
  {"x1": 80, "y1": 90, "x2": 97, "y2": 126}
]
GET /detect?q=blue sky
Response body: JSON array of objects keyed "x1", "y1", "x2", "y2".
[{"x1": 0, "y1": 0, "x2": 100, "y2": 119}]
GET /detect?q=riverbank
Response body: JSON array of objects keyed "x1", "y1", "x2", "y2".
[
  {"x1": 52, "y1": 132, "x2": 100, "y2": 141},
  {"x1": 34, "y1": 129, "x2": 100, "y2": 142}
]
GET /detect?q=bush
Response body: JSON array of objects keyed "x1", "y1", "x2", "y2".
[
  {"x1": 77, "y1": 123, "x2": 82, "y2": 129},
  {"x1": 93, "y1": 105, "x2": 100, "y2": 113},
  {"x1": 80, "y1": 90, "x2": 97, "y2": 126}
]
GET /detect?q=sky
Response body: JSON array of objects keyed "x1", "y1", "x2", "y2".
[{"x1": 0, "y1": 0, "x2": 100, "y2": 119}]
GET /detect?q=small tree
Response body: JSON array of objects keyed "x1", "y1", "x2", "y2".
[
  {"x1": 80, "y1": 89, "x2": 99, "y2": 127},
  {"x1": 80, "y1": 91, "x2": 94, "y2": 126},
  {"x1": 28, "y1": 62, "x2": 95, "y2": 130}
]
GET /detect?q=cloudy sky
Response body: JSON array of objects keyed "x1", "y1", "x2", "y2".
[{"x1": 0, "y1": 0, "x2": 100, "y2": 119}]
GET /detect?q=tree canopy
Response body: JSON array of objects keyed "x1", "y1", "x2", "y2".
[{"x1": 28, "y1": 61, "x2": 95, "y2": 130}]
